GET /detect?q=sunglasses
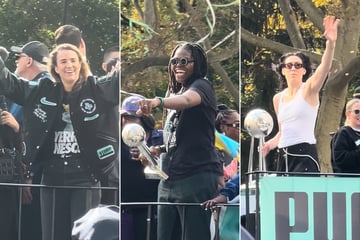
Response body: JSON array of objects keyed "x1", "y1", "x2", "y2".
[
  {"x1": 225, "y1": 122, "x2": 240, "y2": 128},
  {"x1": 15, "y1": 54, "x2": 28, "y2": 60},
  {"x1": 351, "y1": 109, "x2": 360, "y2": 115},
  {"x1": 170, "y1": 57, "x2": 194, "y2": 66},
  {"x1": 283, "y1": 62, "x2": 303, "y2": 69}
]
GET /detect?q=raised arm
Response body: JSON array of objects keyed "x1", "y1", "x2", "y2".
[{"x1": 306, "y1": 16, "x2": 340, "y2": 94}]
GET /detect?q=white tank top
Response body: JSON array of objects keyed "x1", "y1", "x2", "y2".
[{"x1": 278, "y1": 84, "x2": 318, "y2": 148}]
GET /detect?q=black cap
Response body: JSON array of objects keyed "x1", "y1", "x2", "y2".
[
  {"x1": 354, "y1": 86, "x2": 360, "y2": 99},
  {"x1": 11, "y1": 41, "x2": 49, "y2": 64}
]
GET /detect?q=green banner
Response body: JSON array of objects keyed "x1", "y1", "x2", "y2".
[{"x1": 260, "y1": 176, "x2": 360, "y2": 240}]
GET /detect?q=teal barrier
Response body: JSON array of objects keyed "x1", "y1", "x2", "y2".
[{"x1": 259, "y1": 175, "x2": 360, "y2": 240}]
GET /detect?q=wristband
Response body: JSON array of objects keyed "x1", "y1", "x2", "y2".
[{"x1": 156, "y1": 97, "x2": 164, "y2": 109}]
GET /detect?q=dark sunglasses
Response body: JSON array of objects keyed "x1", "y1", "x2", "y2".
[
  {"x1": 170, "y1": 57, "x2": 194, "y2": 66},
  {"x1": 225, "y1": 122, "x2": 240, "y2": 128},
  {"x1": 15, "y1": 54, "x2": 28, "y2": 60},
  {"x1": 351, "y1": 109, "x2": 360, "y2": 115},
  {"x1": 283, "y1": 62, "x2": 303, "y2": 69}
]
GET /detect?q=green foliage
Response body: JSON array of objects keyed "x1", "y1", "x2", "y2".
[
  {"x1": 121, "y1": 1, "x2": 239, "y2": 110},
  {"x1": 0, "y1": 0, "x2": 119, "y2": 76}
]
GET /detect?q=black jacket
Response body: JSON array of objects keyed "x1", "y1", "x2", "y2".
[
  {"x1": 331, "y1": 126, "x2": 360, "y2": 173},
  {"x1": 0, "y1": 59, "x2": 119, "y2": 179}
]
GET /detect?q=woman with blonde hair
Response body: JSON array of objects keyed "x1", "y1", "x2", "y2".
[{"x1": 331, "y1": 98, "x2": 360, "y2": 173}]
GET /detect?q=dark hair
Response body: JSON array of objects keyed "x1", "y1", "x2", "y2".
[
  {"x1": 54, "y1": 25, "x2": 82, "y2": 47},
  {"x1": 275, "y1": 51, "x2": 312, "y2": 85},
  {"x1": 103, "y1": 45, "x2": 119, "y2": 62},
  {"x1": 215, "y1": 104, "x2": 237, "y2": 132},
  {"x1": 167, "y1": 42, "x2": 208, "y2": 94},
  {"x1": 140, "y1": 114, "x2": 155, "y2": 132}
]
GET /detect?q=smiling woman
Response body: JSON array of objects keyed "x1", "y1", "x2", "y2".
[
  {"x1": 0, "y1": 42, "x2": 119, "y2": 240},
  {"x1": 130, "y1": 42, "x2": 223, "y2": 240},
  {"x1": 50, "y1": 44, "x2": 90, "y2": 92}
]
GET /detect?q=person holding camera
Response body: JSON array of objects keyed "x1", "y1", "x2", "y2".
[
  {"x1": 0, "y1": 95, "x2": 23, "y2": 240},
  {"x1": 102, "y1": 46, "x2": 119, "y2": 76}
]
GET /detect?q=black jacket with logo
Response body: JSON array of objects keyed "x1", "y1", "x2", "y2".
[{"x1": 0, "y1": 60, "x2": 119, "y2": 179}]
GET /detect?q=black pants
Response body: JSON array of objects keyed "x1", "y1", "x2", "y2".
[
  {"x1": 0, "y1": 187, "x2": 19, "y2": 240},
  {"x1": 277, "y1": 143, "x2": 320, "y2": 173},
  {"x1": 21, "y1": 173, "x2": 42, "y2": 240}
]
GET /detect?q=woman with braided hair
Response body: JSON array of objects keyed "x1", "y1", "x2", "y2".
[
  {"x1": 215, "y1": 104, "x2": 240, "y2": 181},
  {"x1": 136, "y1": 42, "x2": 223, "y2": 240}
]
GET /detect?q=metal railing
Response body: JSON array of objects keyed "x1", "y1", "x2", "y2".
[
  {"x1": 0, "y1": 182, "x2": 118, "y2": 240},
  {"x1": 121, "y1": 201, "x2": 240, "y2": 240},
  {"x1": 3, "y1": 182, "x2": 240, "y2": 240}
]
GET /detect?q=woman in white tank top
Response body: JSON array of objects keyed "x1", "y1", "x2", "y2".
[{"x1": 261, "y1": 16, "x2": 340, "y2": 173}]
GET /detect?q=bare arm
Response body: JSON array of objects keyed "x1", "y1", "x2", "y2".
[
  {"x1": 262, "y1": 93, "x2": 281, "y2": 156},
  {"x1": 305, "y1": 16, "x2": 340, "y2": 96},
  {"x1": 137, "y1": 88, "x2": 201, "y2": 114}
]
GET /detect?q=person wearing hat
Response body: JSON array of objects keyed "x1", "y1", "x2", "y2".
[
  {"x1": 11, "y1": 41, "x2": 49, "y2": 66},
  {"x1": 120, "y1": 95, "x2": 161, "y2": 240},
  {"x1": 9, "y1": 40, "x2": 51, "y2": 240}
]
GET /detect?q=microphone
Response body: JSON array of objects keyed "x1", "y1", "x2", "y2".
[
  {"x1": 0, "y1": 46, "x2": 9, "y2": 62},
  {"x1": 122, "y1": 123, "x2": 169, "y2": 180},
  {"x1": 0, "y1": 95, "x2": 8, "y2": 111}
]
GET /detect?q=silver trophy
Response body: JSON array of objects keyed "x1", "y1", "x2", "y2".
[
  {"x1": 244, "y1": 109, "x2": 274, "y2": 181},
  {"x1": 122, "y1": 123, "x2": 169, "y2": 180}
]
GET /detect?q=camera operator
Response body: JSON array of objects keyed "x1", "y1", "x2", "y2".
[{"x1": 102, "y1": 46, "x2": 119, "y2": 76}]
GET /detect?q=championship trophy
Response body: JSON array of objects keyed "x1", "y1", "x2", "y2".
[
  {"x1": 244, "y1": 109, "x2": 274, "y2": 182},
  {"x1": 121, "y1": 123, "x2": 169, "y2": 180}
]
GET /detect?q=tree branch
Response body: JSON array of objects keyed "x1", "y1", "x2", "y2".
[
  {"x1": 241, "y1": 27, "x2": 322, "y2": 63},
  {"x1": 277, "y1": 0, "x2": 306, "y2": 48},
  {"x1": 210, "y1": 61, "x2": 239, "y2": 104},
  {"x1": 294, "y1": 0, "x2": 324, "y2": 31}
]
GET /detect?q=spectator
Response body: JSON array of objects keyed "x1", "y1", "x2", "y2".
[
  {"x1": 136, "y1": 42, "x2": 223, "y2": 240},
  {"x1": 10, "y1": 40, "x2": 51, "y2": 240},
  {"x1": 0, "y1": 43, "x2": 119, "y2": 240},
  {"x1": 215, "y1": 104, "x2": 240, "y2": 142},
  {"x1": 99, "y1": 46, "x2": 120, "y2": 206},
  {"x1": 101, "y1": 45, "x2": 119, "y2": 75},
  {"x1": 0, "y1": 95, "x2": 23, "y2": 240},
  {"x1": 54, "y1": 24, "x2": 87, "y2": 57},
  {"x1": 202, "y1": 174, "x2": 239, "y2": 210},
  {"x1": 215, "y1": 104, "x2": 240, "y2": 180},
  {"x1": 331, "y1": 98, "x2": 360, "y2": 173},
  {"x1": 353, "y1": 86, "x2": 360, "y2": 99},
  {"x1": 120, "y1": 95, "x2": 160, "y2": 240},
  {"x1": 202, "y1": 174, "x2": 251, "y2": 240}
]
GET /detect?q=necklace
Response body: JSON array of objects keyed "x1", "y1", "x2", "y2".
[{"x1": 63, "y1": 104, "x2": 69, "y2": 112}]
